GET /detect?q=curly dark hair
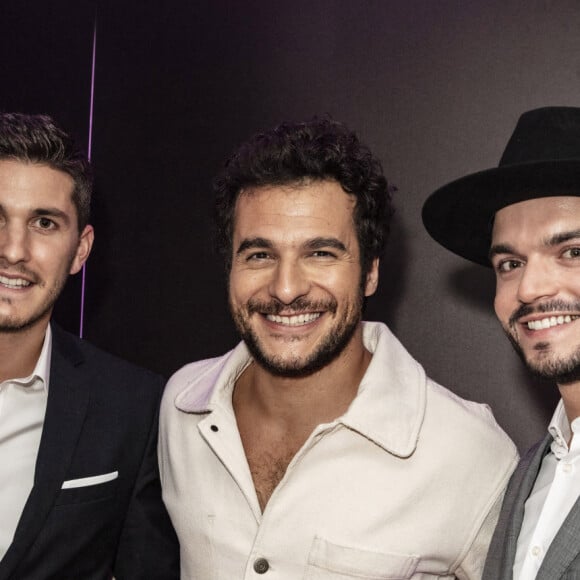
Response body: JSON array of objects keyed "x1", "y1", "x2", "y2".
[
  {"x1": 0, "y1": 112, "x2": 92, "y2": 231},
  {"x1": 214, "y1": 117, "x2": 394, "y2": 274}
]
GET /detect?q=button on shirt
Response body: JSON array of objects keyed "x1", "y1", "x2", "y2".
[
  {"x1": 513, "y1": 400, "x2": 580, "y2": 579},
  {"x1": 0, "y1": 327, "x2": 51, "y2": 560}
]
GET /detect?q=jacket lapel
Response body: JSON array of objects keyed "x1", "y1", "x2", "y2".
[
  {"x1": 493, "y1": 437, "x2": 551, "y2": 579},
  {"x1": 0, "y1": 325, "x2": 90, "y2": 578}
]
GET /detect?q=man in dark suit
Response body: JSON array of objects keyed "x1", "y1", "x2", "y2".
[
  {"x1": 423, "y1": 106, "x2": 580, "y2": 579},
  {"x1": 0, "y1": 113, "x2": 179, "y2": 579}
]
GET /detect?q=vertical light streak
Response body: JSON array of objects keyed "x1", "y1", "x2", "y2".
[{"x1": 80, "y1": 14, "x2": 97, "y2": 338}]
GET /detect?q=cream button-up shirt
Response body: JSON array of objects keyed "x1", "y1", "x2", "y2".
[
  {"x1": 160, "y1": 322, "x2": 518, "y2": 579},
  {"x1": 0, "y1": 326, "x2": 51, "y2": 559}
]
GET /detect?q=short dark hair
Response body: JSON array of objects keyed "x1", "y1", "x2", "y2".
[
  {"x1": 0, "y1": 113, "x2": 92, "y2": 230},
  {"x1": 214, "y1": 117, "x2": 394, "y2": 274}
]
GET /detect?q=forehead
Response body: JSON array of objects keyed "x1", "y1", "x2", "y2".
[
  {"x1": 492, "y1": 196, "x2": 580, "y2": 242},
  {"x1": 0, "y1": 159, "x2": 75, "y2": 210},
  {"x1": 233, "y1": 180, "x2": 357, "y2": 241}
]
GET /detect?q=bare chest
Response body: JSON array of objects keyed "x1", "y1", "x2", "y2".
[{"x1": 242, "y1": 434, "x2": 305, "y2": 512}]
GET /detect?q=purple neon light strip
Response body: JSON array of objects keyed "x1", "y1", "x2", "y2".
[{"x1": 80, "y1": 17, "x2": 97, "y2": 338}]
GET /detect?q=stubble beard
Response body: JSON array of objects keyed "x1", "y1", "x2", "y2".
[
  {"x1": 504, "y1": 299, "x2": 580, "y2": 385},
  {"x1": 0, "y1": 257, "x2": 73, "y2": 334},
  {"x1": 231, "y1": 291, "x2": 365, "y2": 379}
]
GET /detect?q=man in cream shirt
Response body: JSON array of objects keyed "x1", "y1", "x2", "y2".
[
  {"x1": 0, "y1": 112, "x2": 178, "y2": 578},
  {"x1": 159, "y1": 117, "x2": 518, "y2": 579}
]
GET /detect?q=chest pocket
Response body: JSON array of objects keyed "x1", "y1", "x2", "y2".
[
  {"x1": 304, "y1": 536, "x2": 419, "y2": 580},
  {"x1": 55, "y1": 476, "x2": 119, "y2": 506}
]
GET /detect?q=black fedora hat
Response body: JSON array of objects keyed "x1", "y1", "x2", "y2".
[{"x1": 422, "y1": 107, "x2": 580, "y2": 266}]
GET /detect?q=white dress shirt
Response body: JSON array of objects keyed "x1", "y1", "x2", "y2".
[
  {"x1": 513, "y1": 400, "x2": 580, "y2": 579},
  {"x1": 160, "y1": 321, "x2": 518, "y2": 579},
  {"x1": 0, "y1": 326, "x2": 51, "y2": 560}
]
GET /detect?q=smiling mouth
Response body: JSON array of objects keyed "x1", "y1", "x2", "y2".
[
  {"x1": 526, "y1": 315, "x2": 580, "y2": 331},
  {"x1": 266, "y1": 313, "x2": 321, "y2": 326},
  {"x1": 0, "y1": 275, "x2": 32, "y2": 290}
]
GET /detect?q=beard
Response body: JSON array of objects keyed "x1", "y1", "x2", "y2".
[
  {"x1": 231, "y1": 291, "x2": 364, "y2": 379},
  {"x1": 0, "y1": 258, "x2": 73, "y2": 334},
  {"x1": 504, "y1": 299, "x2": 580, "y2": 385}
]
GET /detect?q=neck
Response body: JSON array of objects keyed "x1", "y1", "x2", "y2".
[
  {"x1": 234, "y1": 326, "x2": 371, "y2": 428},
  {"x1": 0, "y1": 321, "x2": 49, "y2": 383}
]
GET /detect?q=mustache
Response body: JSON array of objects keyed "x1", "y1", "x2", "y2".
[
  {"x1": 247, "y1": 297, "x2": 337, "y2": 316},
  {"x1": 0, "y1": 261, "x2": 40, "y2": 284},
  {"x1": 509, "y1": 299, "x2": 580, "y2": 327}
]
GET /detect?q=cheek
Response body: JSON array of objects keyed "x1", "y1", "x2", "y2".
[
  {"x1": 493, "y1": 296, "x2": 502, "y2": 321},
  {"x1": 33, "y1": 239, "x2": 78, "y2": 269},
  {"x1": 493, "y1": 283, "x2": 512, "y2": 324},
  {"x1": 33, "y1": 247, "x2": 62, "y2": 274},
  {"x1": 312, "y1": 263, "x2": 359, "y2": 287},
  {"x1": 229, "y1": 270, "x2": 264, "y2": 303}
]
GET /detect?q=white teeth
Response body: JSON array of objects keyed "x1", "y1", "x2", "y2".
[
  {"x1": 527, "y1": 315, "x2": 576, "y2": 330},
  {"x1": 0, "y1": 275, "x2": 31, "y2": 289},
  {"x1": 266, "y1": 312, "x2": 321, "y2": 326}
]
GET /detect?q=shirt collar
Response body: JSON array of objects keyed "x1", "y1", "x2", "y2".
[
  {"x1": 8, "y1": 325, "x2": 52, "y2": 393},
  {"x1": 338, "y1": 322, "x2": 427, "y2": 457},
  {"x1": 175, "y1": 321, "x2": 427, "y2": 458},
  {"x1": 548, "y1": 399, "x2": 578, "y2": 459}
]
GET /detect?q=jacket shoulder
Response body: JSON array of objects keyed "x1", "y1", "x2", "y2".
[{"x1": 51, "y1": 325, "x2": 165, "y2": 396}]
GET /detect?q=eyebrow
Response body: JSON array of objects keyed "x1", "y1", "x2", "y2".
[
  {"x1": 545, "y1": 228, "x2": 580, "y2": 246},
  {"x1": 488, "y1": 243, "x2": 516, "y2": 261},
  {"x1": 236, "y1": 237, "x2": 273, "y2": 255},
  {"x1": 489, "y1": 228, "x2": 580, "y2": 261},
  {"x1": 304, "y1": 237, "x2": 347, "y2": 252},
  {"x1": 0, "y1": 205, "x2": 71, "y2": 225},
  {"x1": 235, "y1": 236, "x2": 348, "y2": 255},
  {"x1": 32, "y1": 207, "x2": 70, "y2": 224}
]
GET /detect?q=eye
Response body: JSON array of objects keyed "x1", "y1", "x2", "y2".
[
  {"x1": 496, "y1": 259, "x2": 523, "y2": 273},
  {"x1": 562, "y1": 247, "x2": 580, "y2": 259},
  {"x1": 247, "y1": 251, "x2": 271, "y2": 261},
  {"x1": 311, "y1": 250, "x2": 335, "y2": 258},
  {"x1": 33, "y1": 217, "x2": 57, "y2": 230}
]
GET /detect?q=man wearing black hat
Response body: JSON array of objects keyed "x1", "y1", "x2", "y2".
[{"x1": 423, "y1": 106, "x2": 580, "y2": 580}]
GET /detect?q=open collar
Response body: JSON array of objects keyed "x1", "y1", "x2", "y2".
[{"x1": 175, "y1": 321, "x2": 427, "y2": 458}]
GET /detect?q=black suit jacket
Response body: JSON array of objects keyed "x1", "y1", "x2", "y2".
[{"x1": 0, "y1": 325, "x2": 179, "y2": 579}]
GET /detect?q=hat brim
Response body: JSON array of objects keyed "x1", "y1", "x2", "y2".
[{"x1": 422, "y1": 159, "x2": 580, "y2": 267}]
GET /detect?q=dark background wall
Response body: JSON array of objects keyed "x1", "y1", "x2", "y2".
[{"x1": 2, "y1": 0, "x2": 579, "y2": 452}]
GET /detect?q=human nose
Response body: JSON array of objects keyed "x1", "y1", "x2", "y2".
[
  {"x1": 0, "y1": 223, "x2": 30, "y2": 265},
  {"x1": 516, "y1": 258, "x2": 558, "y2": 304},
  {"x1": 268, "y1": 259, "x2": 311, "y2": 305}
]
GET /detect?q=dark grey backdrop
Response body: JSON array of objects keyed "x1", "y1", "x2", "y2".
[{"x1": 3, "y1": 0, "x2": 578, "y2": 452}]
